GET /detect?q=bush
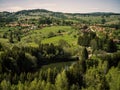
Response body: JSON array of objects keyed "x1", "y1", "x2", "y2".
[{"x1": 48, "y1": 32, "x2": 56, "y2": 38}]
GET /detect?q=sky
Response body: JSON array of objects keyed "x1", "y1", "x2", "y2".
[{"x1": 0, "y1": 0, "x2": 120, "y2": 13}]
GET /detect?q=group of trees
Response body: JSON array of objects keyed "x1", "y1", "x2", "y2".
[
  {"x1": 0, "y1": 43, "x2": 73, "y2": 74},
  {"x1": 0, "y1": 45, "x2": 120, "y2": 90},
  {"x1": 78, "y1": 32, "x2": 96, "y2": 47},
  {"x1": 0, "y1": 46, "x2": 86, "y2": 89},
  {"x1": 0, "y1": 15, "x2": 17, "y2": 27},
  {"x1": 3, "y1": 29, "x2": 21, "y2": 43},
  {"x1": 39, "y1": 17, "x2": 74, "y2": 26},
  {"x1": 78, "y1": 31, "x2": 117, "y2": 53}
]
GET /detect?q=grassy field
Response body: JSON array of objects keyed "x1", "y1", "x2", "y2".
[
  {"x1": 42, "y1": 34, "x2": 77, "y2": 45},
  {"x1": 18, "y1": 26, "x2": 78, "y2": 46}
]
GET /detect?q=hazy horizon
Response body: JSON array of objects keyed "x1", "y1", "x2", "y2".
[{"x1": 0, "y1": 0, "x2": 120, "y2": 13}]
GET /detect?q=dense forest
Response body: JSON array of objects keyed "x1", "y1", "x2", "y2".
[{"x1": 0, "y1": 9, "x2": 120, "y2": 90}]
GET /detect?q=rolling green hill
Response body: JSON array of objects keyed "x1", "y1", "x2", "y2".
[{"x1": 0, "y1": 9, "x2": 120, "y2": 27}]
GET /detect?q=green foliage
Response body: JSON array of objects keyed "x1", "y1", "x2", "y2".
[
  {"x1": 85, "y1": 67, "x2": 109, "y2": 90},
  {"x1": 0, "y1": 43, "x2": 3, "y2": 51},
  {"x1": 70, "y1": 84, "x2": 79, "y2": 90},
  {"x1": 90, "y1": 39, "x2": 98, "y2": 51},
  {"x1": 0, "y1": 80, "x2": 11, "y2": 90},
  {"x1": 67, "y1": 62, "x2": 84, "y2": 88},
  {"x1": 55, "y1": 70, "x2": 68, "y2": 90},
  {"x1": 101, "y1": 18, "x2": 106, "y2": 24},
  {"x1": 9, "y1": 31, "x2": 14, "y2": 43},
  {"x1": 47, "y1": 68, "x2": 55, "y2": 83},
  {"x1": 78, "y1": 32, "x2": 96, "y2": 47},
  {"x1": 106, "y1": 67, "x2": 120, "y2": 90},
  {"x1": 78, "y1": 33, "x2": 90, "y2": 47},
  {"x1": 100, "y1": 51, "x2": 120, "y2": 68},
  {"x1": 39, "y1": 17, "x2": 52, "y2": 25},
  {"x1": 105, "y1": 39, "x2": 117, "y2": 53},
  {"x1": 0, "y1": 49, "x2": 37, "y2": 73},
  {"x1": 58, "y1": 39, "x2": 70, "y2": 48},
  {"x1": 48, "y1": 32, "x2": 56, "y2": 38},
  {"x1": 80, "y1": 47, "x2": 88, "y2": 60},
  {"x1": 86, "y1": 58, "x2": 99, "y2": 68}
]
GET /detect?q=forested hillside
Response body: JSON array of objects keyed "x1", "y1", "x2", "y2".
[{"x1": 0, "y1": 9, "x2": 120, "y2": 90}]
